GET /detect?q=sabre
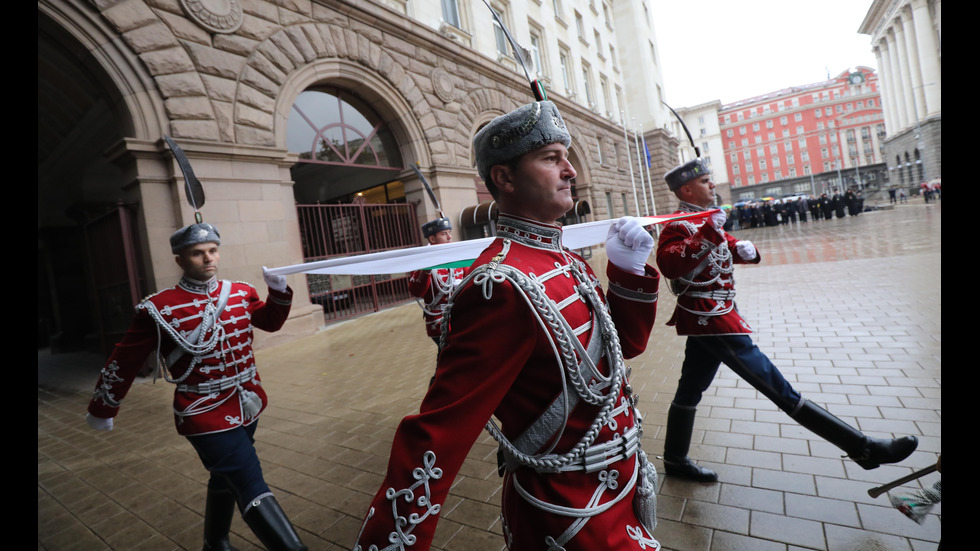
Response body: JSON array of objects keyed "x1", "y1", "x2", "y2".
[
  {"x1": 867, "y1": 464, "x2": 938, "y2": 499},
  {"x1": 480, "y1": 0, "x2": 547, "y2": 101},
  {"x1": 411, "y1": 162, "x2": 444, "y2": 219},
  {"x1": 663, "y1": 102, "x2": 700, "y2": 157},
  {"x1": 163, "y1": 136, "x2": 206, "y2": 223}
]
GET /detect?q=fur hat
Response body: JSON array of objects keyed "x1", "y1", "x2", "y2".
[
  {"x1": 170, "y1": 222, "x2": 221, "y2": 254},
  {"x1": 664, "y1": 158, "x2": 711, "y2": 191},
  {"x1": 473, "y1": 101, "x2": 571, "y2": 183}
]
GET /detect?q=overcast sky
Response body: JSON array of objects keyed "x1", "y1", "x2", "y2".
[{"x1": 649, "y1": 0, "x2": 878, "y2": 108}]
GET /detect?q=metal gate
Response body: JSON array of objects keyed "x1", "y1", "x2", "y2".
[{"x1": 297, "y1": 202, "x2": 421, "y2": 322}]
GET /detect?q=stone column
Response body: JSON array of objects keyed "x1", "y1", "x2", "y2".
[
  {"x1": 891, "y1": 21, "x2": 917, "y2": 128},
  {"x1": 900, "y1": 6, "x2": 927, "y2": 126},
  {"x1": 884, "y1": 28, "x2": 908, "y2": 131},
  {"x1": 874, "y1": 44, "x2": 898, "y2": 134},
  {"x1": 910, "y1": 0, "x2": 942, "y2": 117}
]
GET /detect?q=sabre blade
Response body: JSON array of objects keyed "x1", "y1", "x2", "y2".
[
  {"x1": 480, "y1": 0, "x2": 546, "y2": 101},
  {"x1": 411, "y1": 162, "x2": 444, "y2": 218},
  {"x1": 163, "y1": 136, "x2": 206, "y2": 212}
]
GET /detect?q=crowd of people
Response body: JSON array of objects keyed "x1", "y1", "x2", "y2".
[{"x1": 729, "y1": 188, "x2": 869, "y2": 230}]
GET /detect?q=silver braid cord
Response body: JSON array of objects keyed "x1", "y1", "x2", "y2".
[{"x1": 445, "y1": 243, "x2": 629, "y2": 472}]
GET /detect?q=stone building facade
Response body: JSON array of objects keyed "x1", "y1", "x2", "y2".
[
  {"x1": 860, "y1": 0, "x2": 941, "y2": 186},
  {"x1": 38, "y1": 0, "x2": 676, "y2": 351}
]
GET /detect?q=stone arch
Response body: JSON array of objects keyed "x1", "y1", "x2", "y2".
[
  {"x1": 233, "y1": 21, "x2": 440, "y2": 165},
  {"x1": 272, "y1": 56, "x2": 432, "y2": 170},
  {"x1": 40, "y1": 0, "x2": 168, "y2": 140}
]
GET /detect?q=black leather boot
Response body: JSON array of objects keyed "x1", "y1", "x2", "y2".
[
  {"x1": 793, "y1": 399, "x2": 918, "y2": 469},
  {"x1": 202, "y1": 488, "x2": 239, "y2": 551},
  {"x1": 242, "y1": 494, "x2": 308, "y2": 551},
  {"x1": 663, "y1": 403, "x2": 718, "y2": 482}
]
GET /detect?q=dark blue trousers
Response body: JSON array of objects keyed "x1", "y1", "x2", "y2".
[
  {"x1": 187, "y1": 422, "x2": 270, "y2": 511},
  {"x1": 673, "y1": 335, "x2": 803, "y2": 414}
]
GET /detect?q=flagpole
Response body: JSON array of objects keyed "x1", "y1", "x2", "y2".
[
  {"x1": 632, "y1": 119, "x2": 649, "y2": 216},
  {"x1": 641, "y1": 126, "x2": 658, "y2": 217},
  {"x1": 621, "y1": 112, "x2": 640, "y2": 217}
]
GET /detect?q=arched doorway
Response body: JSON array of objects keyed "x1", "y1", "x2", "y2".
[
  {"x1": 287, "y1": 87, "x2": 421, "y2": 321},
  {"x1": 38, "y1": 7, "x2": 155, "y2": 356}
]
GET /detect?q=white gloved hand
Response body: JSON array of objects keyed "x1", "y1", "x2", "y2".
[
  {"x1": 86, "y1": 413, "x2": 114, "y2": 431},
  {"x1": 735, "y1": 240, "x2": 757, "y2": 261},
  {"x1": 262, "y1": 266, "x2": 288, "y2": 293},
  {"x1": 709, "y1": 210, "x2": 727, "y2": 234},
  {"x1": 606, "y1": 217, "x2": 654, "y2": 275}
]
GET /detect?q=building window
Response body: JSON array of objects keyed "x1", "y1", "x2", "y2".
[
  {"x1": 600, "y1": 75, "x2": 612, "y2": 116},
  {"x1": 727, "y1": 129, "x2": 734, "y2": 138},
  {"x1": 743, "y1": 150, "x2": 751, "y2": 160},
  {"x1": 796, "y1": 126, "x2": 804, "y2": 135},
  {"x1": 493, "y1": 15, "x2": 509, "y2": 57},
  {"x1": 582, "y1": 63, "x2": 596, "y2": 107},
  {"x1": 789, "y1": 167, "x2": 796, "y2": 177},
  {"x1": 575, "y1": 11, "x2": 586, "y2": 41},
  {"x1": 553, "y1": 0, "x2": 565, "y2": 20},
  {"x1": 780, "y1": 116, "x2": 788, "y2": 125},
  {"x1": 752, "y1": 122, "x2": 760, "y2": 132},
  {"x1": 766, "y1": 119, "x2": 774, "y2": 129},
  {"x1": 609, "y1": 45, "x2": 618, "y2": 70},
  {"x1": 594, "y1": 30, "x2": 602, "y2": 52},
  {"x1": 442, "y1": 0, "x2": 461, "y2": 27},
  {"x1": 529, "y1": 26, "x2": 547, "y2": 77},
  {"x1": 739, "y1": 126, "x2": 746, "y2": 135},
  {"x1": 754, "y1": 136, "x2": 762, "y2": 144},
  {"x1": 559, "y1": 45, "x2": 573, "y2": 95},
  {"x1": 794, "y1": 113, "x2": 802, "y2": 122},
  {"x1": 741, "y1": 138, "x2": 748, "y2": 147}
]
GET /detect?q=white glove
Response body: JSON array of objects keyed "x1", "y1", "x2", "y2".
[
  {"x1": 262, "y1": 266, "x2": 288, "y2": 293},
  {"x1": 86, "y1": 413, "x2": 114, "y2": 431},
  {"x1": 709, "y1": 210, "x2": 727, "y2": 234},
  {"x1": 735, "y1": 240, "x2": 757, "y2": 261},
  {"x1": 606, "y1": 217, "x2": 653, "y2": 275}
]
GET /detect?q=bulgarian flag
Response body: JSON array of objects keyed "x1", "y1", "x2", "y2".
[{"x1": 265, "y1": 211, "x2": 714, "y2": 276}]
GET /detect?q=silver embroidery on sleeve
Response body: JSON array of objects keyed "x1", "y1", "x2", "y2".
[{"x1": 354, "y1": 451, "x2": 443, "y2": 551}]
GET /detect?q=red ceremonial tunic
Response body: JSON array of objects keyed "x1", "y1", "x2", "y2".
[
  {"x1": 408, "y1": 266, "x2": 468, "y2": 338},
  {"x1": 656, "y1": 202, "x2": 761, "y2": 336},
  {"x1": 87, "y1": 276, "x2": 292, "y2": 436},
  {"x1": 354, "y1": 214, "x2": 662, "y2": 551}
]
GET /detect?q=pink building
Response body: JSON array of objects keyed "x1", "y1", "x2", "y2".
[{"x1": 719, "y1": 67, "x2": 886, "y2": 193}]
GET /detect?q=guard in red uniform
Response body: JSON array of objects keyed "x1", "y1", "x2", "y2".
[
  {"x1": 353, "y1": 101, "x2": 663, "y2": 550},
  {"x1": 408, "y1": 217, "x2": 467, "y2": 346},
  {"x1": 86, "y1": 222, "x2": 307, "y2": 551},
  {"x1": 656, "y1": 158, "x2": 918, "y2": 483}
]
